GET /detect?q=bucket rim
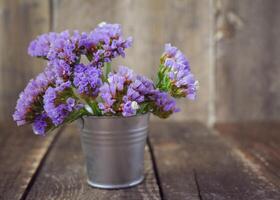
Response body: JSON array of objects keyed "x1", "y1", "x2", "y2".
[{"x1": 82, "y1": 112, "x2": 150, "y2": 120}]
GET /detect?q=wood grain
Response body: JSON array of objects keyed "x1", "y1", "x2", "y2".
[
  {"x1": 0, "y1": 123, "x2": 59, "y2": 200},
  {"x1": 0, "y1": 0, "x2": 50, "y2": 122},
  {"x1": 52, "y1": 0, "x2": 212, "y2": 123},
  {"x1": 215, "y1": 122, "x2": 280, "y2": 189},
  {"x1": 149, "y1": 122, "x2": 280, "y2": 200},
  {"x1": 215, "y1": 0, "x2": 280, "y2": 122},
  {"x1": 25, "y1": 124, "x2": 160, "y2": 200}
]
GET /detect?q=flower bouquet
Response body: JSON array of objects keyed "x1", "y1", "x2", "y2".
[{"x1": 13, "y1": 23, "x2": 198, "y2": 188}]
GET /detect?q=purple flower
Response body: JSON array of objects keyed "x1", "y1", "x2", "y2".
[
  {"x1": 99, "y1": 66, "x2": 136, "y2": 115},
  {"x1": 123, "y1": 87, "x2": 144, "y2": 103},
  {"x1": 32, "y1": 113, "x2": 50, "y2": 135},
  {"x1": 116, "y1": 66, "x2": 135, "y2": 82},
  {"x1": 16, "y1": 23, "x2": 201, "y2": 132},
  {"x1": 164, "y1": 43, "x2": 178, "y2": 57},
  {"x1": 99, "y1": 66, "x2": 156, "y2": 117},
  {"x1": 43, "y1": 81, "x2": 82, "y2": 126},
  {"x1": 28, "y1": 32, "x2": 58, "y2": 57},
  {"x1": 73, "y1": 64, "x2": 102, "y2": 97},
  {"x1": 149, "y1": 90, "x2": 179, "y2": 118},
  {"x1": 98, "y1": 83, "x2": 116, "y2": 114},
  {"x1": 95, "y1": 22, "x2": 122, "y2": 37},
  {"x1": 108, "y1": 73, "x2": 126, "y2": 91},
  {"x1": 161, "y1": 43, "x2": 198, "y2": 100},
  {"x1": 48, "y1": 59, "x2": 72, "y2": 80},
  {"x1": 82, "y1": 23, "x2": 133, "y2": 66},
  {"x1": 47, "y1": 31, "x2": 78, "y2": 63},
  {"x1": 13, "y1": 68, "x2": 55, "y2": 126},
  {"x1": 123, "y1": 74, "x2": 154, "y2": 104},
  {"x1": 122, "y1": 101, "x2": 139, "y2": 117},
  {"x1": 131, "y1": 75, "x2": 155, "y2": 95}
]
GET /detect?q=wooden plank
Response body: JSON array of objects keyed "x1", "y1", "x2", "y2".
[
  {"x1": 52, "y1": 0, "x2": 212, "y2": 123},
  {"x1": 0, "y1": 0, "x2": 50, "y2": 122},
  {"x1": 149, "y1": 122, "x2": 280, "y2": 200},
  {"x1": 0, "y1": 123, "x2": 59, "y2": 200},
  {"x1": 25, "y1": 124, "x2": 160, "y2": 200},
  {"x1": 215, "y1": 122, "x2": 280, "y2": 188},
  {"x1": 215, "y1": 0, "x2": 280, "y2": 122}
]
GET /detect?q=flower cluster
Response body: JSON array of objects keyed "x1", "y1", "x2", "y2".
[
  {"x1": 13, "y1": 22, "x2": 198, "y2": 135},
  {"x1": 157, "y1": 43, "x2": 198, "y2": 100},
  {"x1": 43, "y1": 81, "x2": 83, "y2": 126},
  {"x1": 98, "y1": 66, "x2": 153, "y2": 117},
  {"x1": 13, "y1": 68, "x2": 53, "y2": 125},
  {"x1": 13, "y1": 67, "x2": 55, "y2": 134},
  {"x1": 85, "y1": 23, "x2": 133, "y2": 66},
  {"x1": 28, "y1": 23, "x2": 132, "y2": 81},
  {"x1": 73, "y1": 64, "x2": 102, "y2": 97}
]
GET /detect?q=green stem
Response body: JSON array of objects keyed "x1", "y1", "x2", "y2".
[
  {"x1": 156, "y1": 66, "x2": 167, "y2": 88},
  {"x1": 89, "y1": 100, "x2": 102, "y2": 116},
  {"x1": 71, "y1": 87, "x2": 87, "y2": 105},
  {"x1": 104, "y1": 62, "x2": 112, "y2": 81},
  {"x1": 86, "y1": 53, "x2": 93, "y2": 62}
]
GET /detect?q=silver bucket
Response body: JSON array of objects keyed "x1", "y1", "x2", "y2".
[{"x1": 78, "y1": 113, "x2": 150, "y2": 189}]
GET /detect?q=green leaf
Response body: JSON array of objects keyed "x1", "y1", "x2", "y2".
[
  {"x1": 138, "y1": 102, "x2": 150, "y2": 114},
  {"x1": 88, "y1": 100, "x2": 102, "y2": 116}
]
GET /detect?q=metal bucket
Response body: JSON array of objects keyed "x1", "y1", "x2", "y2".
[{"x1": 78, "y1": 113, "x2": 150, "y2": 189}]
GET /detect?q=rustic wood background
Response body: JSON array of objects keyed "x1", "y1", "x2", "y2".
[{"x1": 0, "y1": 0, "x2": 279, "y2": 124}]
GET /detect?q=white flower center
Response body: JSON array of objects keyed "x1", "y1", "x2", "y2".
[{"x1": 131, "y1": 101, "x2": 139, "y2": 110}]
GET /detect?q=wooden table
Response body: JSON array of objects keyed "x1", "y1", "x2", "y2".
[{"x1": 0, "y1": 122, "x2": 279, "y2": 200}]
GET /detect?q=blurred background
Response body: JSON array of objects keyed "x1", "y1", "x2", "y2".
[{"x1": 0, "y1": 0, "x2": 279, "y2": 125}]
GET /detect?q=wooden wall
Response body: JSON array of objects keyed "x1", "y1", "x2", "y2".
[
  {"x1": 215, "y1": 0, "x2": 280, "y2": 122},
  {"x1": 0, "y1": 0, "x2": 279, "y2": 124},
  {"x1": 0, "y1": 0, "x2": 49, "y2": 122}
]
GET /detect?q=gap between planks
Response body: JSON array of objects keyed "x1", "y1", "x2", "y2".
[{"x1": 20, "y1": 127, "x2": 64, "y2": 200}]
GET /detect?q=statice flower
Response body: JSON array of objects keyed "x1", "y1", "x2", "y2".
[
  {"x1": 73, "y1": 64, "x2": 102, "y2": 97},
  {"x1": 122, "y1": 74, "x2": 154, "y2": 106},
  {"x1": 47, "y1": 31, "x2": 78, "y2": 63},
  {"x1": 28, "y1": 32, "x2": 58, "y2": 57},
  {"x1": 122, "y1": 74, "x2": 156, "y2": 117},
  {"x1": 149, "y1": 90, "x2": 179, "y2": 118},
  {"x1": 99, "y1": 66, "x2": 151, "y2": 116},
  {"x1": 122, "y1": 101, "x2": 140, "y2": 117},
  {"x1": 130, "y1": 75, "x2": 155, "y2": 95},
  {"x1": 160, "y1": 43, "x2": 198, "y2": 100},
  {"x1": 83, "y1": 23, "x2": 133, "y2": 67},
  {"x1": 116, "y1": 66, "x2": 135, "y2": 80},
  {"x1": 98, "y1": 66, "x2": 158, "y2": 117},
  {"x1": 46, "y1": 31, "x2": 81, "y2": 80},
  {"x1": 14, "y1": 22, "x2": 200, "y2": 135},
  {"x1": 32, "y1": 113, "x2": 51, "y2": 136},
  {"x1": 13, "y1": 67, "x2": 55, "y2": 126},
  {"x1": 43, "y1": 81, "x2": 82, "y2": 126},
  {"x1": 98, "y1": 83, "x2": 117, "y2": 114}
]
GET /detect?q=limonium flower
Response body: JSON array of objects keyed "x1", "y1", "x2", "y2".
[
  {"x1": 13, "y1": 67, "x2": 55, "y2": 126},
  {"x1": 32, "y1": 113, "x2": 53, "y2": 136},
  {"x1": 83, "y1": 23, "x2": 133, "y2": 66},
  {"x1": 73, "y1": 64, "x2": 102, "y2": 97},
  {"x1": 14, "y1": 22, "x2": 199, "y2": 135},
  {"x1": 47, "y1": 31, "x2": 80, "y2": 80},
  {"x1": 98, "y1": 66, "x2": 153, "y2": 117},
  {"x1": 28, "y1": 32, "x2": 58, "y2": 58},
  {"x1": 43, "y1": 81, "x2": 83, "y2": 126},
  {"x1": 149, "y1": 90, "x2": 179, "y2": 118},
  {"x1": 158, "y1": 43, "x2": 199, "y2": 100}
]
